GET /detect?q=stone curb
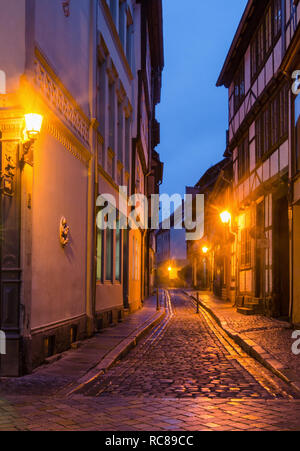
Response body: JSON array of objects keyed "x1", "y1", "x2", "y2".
[
  {"x1": 66, "y1": 306, "x2": 166, "y2": 396},
  {"x1": 184, "y1": 290, "x2": 300, "y2": 396}
]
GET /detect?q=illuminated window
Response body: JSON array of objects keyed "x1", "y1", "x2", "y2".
[{"x1": 241, "y1": 229, "x2": 251, "y2": 267}]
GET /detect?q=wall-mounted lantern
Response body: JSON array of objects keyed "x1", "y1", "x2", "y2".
[
  {"x1": 220, "y1": 210, "x2": 231, "y2": 225},
  {"x1": 24, "y1": 114, "x2": 43, "y2": 140},
  {"x1": 21, "y1": 113, "x2": 43, "y2": 162}
]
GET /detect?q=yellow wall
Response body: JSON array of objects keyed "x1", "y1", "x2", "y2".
[{"x1": 128, "y1": 229, "x2": 143, "y2": 312}]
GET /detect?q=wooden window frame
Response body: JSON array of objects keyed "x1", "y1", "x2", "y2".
[
  {"x1": 238, "y1": 133, "x2": 250, "y2": 181},
  {"x1": 234, "y1": 62, "x2": 245, "y2": 114},
  {"x1": 250, "y1": 0, "x2": 284, "y2": 82}
]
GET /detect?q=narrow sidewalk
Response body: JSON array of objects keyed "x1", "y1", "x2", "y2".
[
  {"x1": 185, "y1": 290, "x2": 300, "y2": 393},
  {"x1": 0, "y1": 293, "x2": 165, "y2": 396}
]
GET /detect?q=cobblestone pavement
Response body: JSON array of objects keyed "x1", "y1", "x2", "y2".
[
  {"x1": 187, "y1": 291, "x2": 300, "y2": 385},
  {"x1": 0, "y1": 290, "x2": 300, "y2": 431}
]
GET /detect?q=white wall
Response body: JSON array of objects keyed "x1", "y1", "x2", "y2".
[
  {"x1": 35, "y1": 0, "x2": 90, "y2": 115},
  {"x1": 31, "y1": 131, "x2": 88, "y2": 329},
  {"x1": 0, "y1": 0, "x2": 26, "y2": 92}
]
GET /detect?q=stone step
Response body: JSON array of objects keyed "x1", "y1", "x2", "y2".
[
  {"x1": 237, "y1": 307, "x2": 255, "y2": 315},
  {"x1": 244, "y1": 303, "x2": 264, "y2": 314}
]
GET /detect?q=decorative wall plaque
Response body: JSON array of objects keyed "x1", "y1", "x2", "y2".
[
  {"x1": 0, "y1": 151, "x2": 16, "y2": 196},
  {"x1": 59, "y1": 217, "x2": 70, "y2": 247}
]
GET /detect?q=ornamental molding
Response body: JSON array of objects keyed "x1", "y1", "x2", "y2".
[
  {"x1": 0, "y1": 141, "x2": 18, "y2": 196},
  {"x1": 33, "y1": 49, "x2": 90, "y2": 146},
  {"x1": 45, "y1": 118, "x2": 91, "y2": 166},
  {"x1": 0, "y1": 119, "x2": 23, "y2": 136}
]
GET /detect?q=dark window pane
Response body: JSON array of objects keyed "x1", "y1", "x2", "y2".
[
  {"x1": 115, "y1": 224, "x2": 122, "y2": 281},
  {"x1": 106, "y1": 228, "x2": 113, "y2": 281},
  {"x1": 96, "y1": 229, "x2": 103, "y2": 282}
]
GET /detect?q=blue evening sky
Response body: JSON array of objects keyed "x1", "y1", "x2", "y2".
[{"x1": 157, "y1": 0, "x2": 248, "y2": 197}]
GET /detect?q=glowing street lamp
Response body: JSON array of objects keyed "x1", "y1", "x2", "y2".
[
  {"x1": 24, "y1": 114, "x2": 44, "y2": 140},
  {"x1": 220, "y1": 210, "x2": 231, "y2": 225},
  {"x1": 168, "y1": 266, "x2": 172, "y2": 272},
  {"x1": 21, "y1": 113, "x2": 44, "y2": 162},
  {"x1": 202, "y1": 246, "x2": 209, "y2": 254}
]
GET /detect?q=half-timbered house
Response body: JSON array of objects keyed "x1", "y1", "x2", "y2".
[{"x1": 217, "y1": 0, "x2": 300, "y2": 320}]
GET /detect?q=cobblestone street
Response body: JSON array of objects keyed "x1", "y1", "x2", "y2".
[{"x1": 0, "y1": 291, "x2": 300, "y2": 431}]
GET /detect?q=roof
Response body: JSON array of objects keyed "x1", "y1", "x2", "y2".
[{"x1": 195, "y1": 158, "x2": 229, "y2": 192}]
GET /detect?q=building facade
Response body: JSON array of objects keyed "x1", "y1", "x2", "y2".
[
  {"x1": 0, "y1": 0, "x2": 163, "y2": 376},
  {"x1": 217, "y1": 0, "x2": 300, "y2": 320}
]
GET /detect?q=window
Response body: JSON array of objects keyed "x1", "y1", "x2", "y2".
[
  {"x1": 265, "y1": 6, "x2": 272, "y2": 53},
  {"x1": 251, "y1": 0, "x2": 284, "y2": 80},
  {"x1": 251, "y1": 38, "x2": 257, "y2": 79},
  {"x1": 264, "y1": 106, "x2": 271, "y2": 154},
  {"x1": 238, "y1": 134, "x2": 249, "y2": 180},
  {"x1": 125, "y1": 117, "x2": 131, "y2": 172},
  {"x1": 279, "y1": 84, "x2": 289, "y2": 138},
  {"x1": 273, "y1": 0, "x2": 282, "y2": 38},
  {"x1": 117, "y1": 102, "x2": 123, "y2": 162},
  {"x1": 255, "y1": 115, "x2": 264, "y2": 162},
  {"x1": 255, "y1": 84, "x2": 289, "y2": 163},
  {"x1": 234, "y1": 62, "x2": 245, "y2": 113},
  {"x1": 271, "y1": 95, "x2": 279, "y2": 147},
  {"x1": 257, "y1": 23, "x2": 265, "y2": 68},
  {"x1": 109, "y1": 82, "x2": 115, "y2": 150},
  {"x1": 115, "y1": 220, "x2": 122, "y2": 282},
  {"x1": 106, "y1": 228, "x2": 113, "y2": 281},
  {"x1": 97, "y1": 61, "x2": 106, "y2": 141},
  {"x1": 96, "y1": 228, "x2": 103, "y2": 282},
  {"x1": 241, "y1": 229, "x2": 251, "y2": 267}
]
